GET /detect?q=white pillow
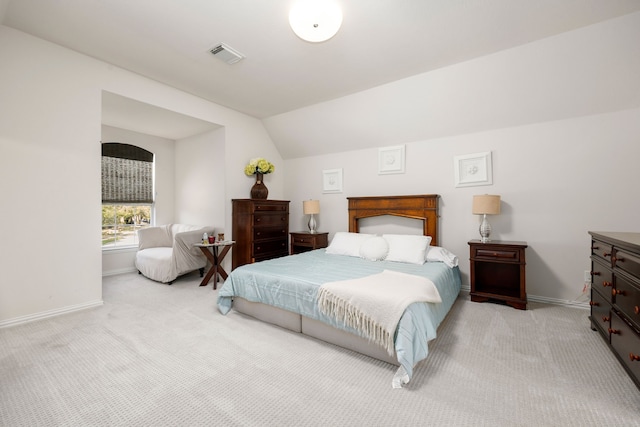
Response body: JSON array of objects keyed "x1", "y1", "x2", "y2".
[
  {"x1": 383, "y1": 234, "x2": 432, "y2": 265},
  {"x1": 425, "y1": 246, "x2": 459, "y2": 268},
  {"x1": 326, "y1": 232, "x2": 374, "y2": 257},
  {"x1": 359, "y1": 236, "x2": 389, "y2": 261}
]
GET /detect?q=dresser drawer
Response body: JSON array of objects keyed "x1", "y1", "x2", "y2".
[
  {"x1": 254, "y1": 227, "x2": 287, "y2": 240},
  {"x1": 615, "y1": 250, "x2": 640, "y2": 280},
  {"x1": 591, "y1": 239, "x2": 614, "y2": 265},
  {"x1": 253, "y1": 239, "x2": 287, "y2": 256},
  {"x1": 610, "y1": 314, "x2": 640, "y2": 385},
  {"x1": 590, "y1": 289, "x2": 611, "y2": 340},
  {"x1": 614, "y1": 272, "x2": 640, "y2": 330},
  {"x1": 591, "y1": 258, "x2": 613, "y2": 301},
  {"x1": 254, "y1": 213, "x2": 288, "y2": 227},
  {"x1": 473, "y1": 247, "x2": 520, "y2": 262},
  {"x1": 253, "y1": 203, "x2": 289, "y2": 213}
]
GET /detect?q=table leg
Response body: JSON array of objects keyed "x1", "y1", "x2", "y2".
[{"x1": 197, "y1": 247, "x2": 216, "y2": 287}]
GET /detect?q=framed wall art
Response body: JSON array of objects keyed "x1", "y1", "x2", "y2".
[
  {"x1": 322, "y1": 168, "x2": 343, "y2": 193},
  {"x1": 378, "y1": 145, "x2": 405, "y2": 175},
  {"x1": 454, "y1": 151, "x2": 493, "y2": 188}
]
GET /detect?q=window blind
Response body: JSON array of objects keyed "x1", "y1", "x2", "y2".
[{"x1": 101, "y1": 142, "x2": 154, "y2": 204}]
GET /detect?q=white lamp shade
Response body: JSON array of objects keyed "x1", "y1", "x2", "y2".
[
  {"x1": 472, "y1": 195, "x2": 501, "y2": 215},
  {"x1": 303, "y1": 199, "x2": 320, "y2": 214},
  {"x1": 289, "y1": 0, "x2": 342, "y2": 43}
]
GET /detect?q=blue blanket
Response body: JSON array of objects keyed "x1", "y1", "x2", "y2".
[{"x1": 217, "y1": 249, "x2": 461, "y2": 386}]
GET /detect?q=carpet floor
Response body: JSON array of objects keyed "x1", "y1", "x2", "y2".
[{"x1": 1, "y1": 272, "x2": 639, "y2": 426}]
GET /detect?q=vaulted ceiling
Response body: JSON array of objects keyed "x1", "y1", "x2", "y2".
[{"x1": 2, "y1": 0, "x2": 640, "y2": 145}]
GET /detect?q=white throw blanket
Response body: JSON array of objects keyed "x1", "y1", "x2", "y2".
[{"x1": 317, "y1": 270, "x2": 442, "y2": 357}]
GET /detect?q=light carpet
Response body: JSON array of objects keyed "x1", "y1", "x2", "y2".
[{"x1": 1, "y1": 272, "x2": 639, "y2": 426}]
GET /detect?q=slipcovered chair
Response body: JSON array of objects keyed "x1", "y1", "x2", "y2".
[{"x1": 135, "y1": 224, "x2": 214, "y2": 284}]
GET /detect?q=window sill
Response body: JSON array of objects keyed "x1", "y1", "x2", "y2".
[{"x1": 102, "y1": 246, "x2": 137, "y2": 254}]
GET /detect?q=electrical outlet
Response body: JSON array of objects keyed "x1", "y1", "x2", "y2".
[{"x1": 584, "y1": 270, "x2": 591, "y2": 282}]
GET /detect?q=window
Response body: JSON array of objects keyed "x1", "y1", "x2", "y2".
[{"x1": 101, "y1": 142, "x2": 154, "y2": 248}]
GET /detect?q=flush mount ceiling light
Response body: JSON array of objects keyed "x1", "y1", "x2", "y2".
[{"x1": 289, "y1": 0, "x2": 343, "y2": 43}]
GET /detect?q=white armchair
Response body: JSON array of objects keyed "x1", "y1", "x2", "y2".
[{"x1": 135, "y1": 224, "x2": 215, "y2": 284}]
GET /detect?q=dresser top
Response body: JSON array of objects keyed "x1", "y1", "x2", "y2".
[{"x1": 589, "y1": 231, "x2": 640, "y2": 251}]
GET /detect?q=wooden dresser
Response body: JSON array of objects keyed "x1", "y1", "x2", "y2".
[
  {"x1": 232, "y1": 199, "x2": 289, "y2": 269},
  {"x1": 589, "y1": 231, "x2": 640, "y2": 389}
]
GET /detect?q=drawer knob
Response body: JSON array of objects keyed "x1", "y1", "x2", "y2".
[
  {"x1": 256, "y1": 218, "x2": 262, "y2": 222},
  {"x1": 612, "y1": 289, "x2": 626, "y2": 296},
  {"x1": 602, "y1": 281, "x2": 612, "y2": 287},
  {"x1": 602, "y1": 316, "x2": 610, "y2": 322},
  {"x1": 614, "y1": 257, "x2": 624, "y2": 263},
  {"x1": 591, "y1": 271, "x2": 601, "y2": 276},
  {"x1": 630, "y1": 353, "x2": 640, "y2": 362},
  {"x1": 589, "y1": 301, "x2": 599, "y2": 307},
  {"x1": 591, "y1": 245, "x2": 599, "y2": 250},
  {"x1": 608, "y1": 328, "x2": 620, "y2": 335},
  {"x1": 603, "y1": 252, "x2": 612, "y2": 258},
  {"x1": 634, "y1": 306, "x2": 639, "y2": 315}
]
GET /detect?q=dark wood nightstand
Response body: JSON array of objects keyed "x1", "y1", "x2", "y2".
[
  {"x1": 469, "y1": 240, "x2": 528, "y2": 310},
  {"x1": 290, "y1": 231, "x2": 328, "y2": 255}
]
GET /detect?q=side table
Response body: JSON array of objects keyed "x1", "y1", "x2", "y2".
[
  {"x1": 290, "y1": 231, "x2": 328, "y2": 255},
  {"x1": 194, "y1": 241, "x2": 235, "y2": 289},
  {"x1": 468, "y1": 240, "x2": 528, "y2": 310}
]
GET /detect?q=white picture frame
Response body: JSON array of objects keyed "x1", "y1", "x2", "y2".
[
  {"x1": 322, "y1": 168, "x2": 343, "y2": 193},
  {"x1": 378, "y1": 145, "x2": 405, "y2": 175},
  {"x1": 454, "y1": 151, "x2": 493, "y2": 187}
]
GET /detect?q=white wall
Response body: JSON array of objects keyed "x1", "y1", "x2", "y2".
[
  {"x1": 285, "y1": 108, "x2": 640, "y2": 305},
  {"x1": 0, "y1": 25, "x2": 282, "y2": 326}
]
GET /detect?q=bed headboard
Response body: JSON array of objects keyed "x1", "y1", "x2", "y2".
[{"x1": 347, "y1": 195, "x2": 439, "y2": 246}]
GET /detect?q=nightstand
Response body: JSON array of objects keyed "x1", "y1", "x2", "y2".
[
  {"x1": 290, "y1": 231, "x2": 328, "y2": 255},
  {"x1": 468, "y1": 240, "x2": 528, "y2": 310}
]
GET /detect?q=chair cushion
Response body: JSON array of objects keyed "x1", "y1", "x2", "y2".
[{"x1": 135, "y1": 247, "x2": 175, "y2": 283}]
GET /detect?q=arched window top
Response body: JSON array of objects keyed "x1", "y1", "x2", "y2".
[{"x1": 102, "y1": 142, "x2": 153, "y2": 162}]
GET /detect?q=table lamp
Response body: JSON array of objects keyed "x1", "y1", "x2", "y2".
[
  {"x1": 303, "y1": 199, "x2": 320, "y2": 234},
  {"x1": 472, "y1": 195, "x2": 501, "y2": 243}
]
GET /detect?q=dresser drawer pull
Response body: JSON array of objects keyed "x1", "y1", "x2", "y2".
[
  {"x1": 603, "y1": 252, "x2": 612, "y2": 258},
  {"x1": 591, "y1": 245, "x2": 599, "y2": 250},
  {"x1": 589, "y1": 301, "x2": 599, "y2": 307},
  {"x1": 591, "y1": 271, "x2": 601, "y2": 276},
  {"x1": 631, "y1": 353, "x2": 640, "y2": 362},
  {"x1": 256, "y1": 218, "x2": 262, "y2": 222},
  {"x1": 608, "y1": 328, "x2": 620, "y2": 335},
  {"x1": 612, "y1": 256, "x2": 624, "y2": 263},
  {"x1": 634, "y1": 306, "x2": 639, "y2": 315},
  {"x1": 612, "y1": 289, "x2": 626, "y2": 296},
  {"x1": 601, "y1": 281, "x2": 612, "y2": 287},
  {"x1": 602, "y1": 316, "x2": 610, "y2": 322}
]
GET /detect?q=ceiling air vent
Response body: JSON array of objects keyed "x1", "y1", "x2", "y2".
[{"x1": 209, "y1": 43, "x2": 245, "y2": 64}]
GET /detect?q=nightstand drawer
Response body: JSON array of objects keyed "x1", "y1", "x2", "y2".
[
  {"x1": 253, "y1": 203, "x2": 289, "y2": 213},
  {"x1": 292, "y1": 235, "x2": 315, "y2": 247},
  {"x1": 473, "y1": 247, "x2": 520, "y2": 262}
]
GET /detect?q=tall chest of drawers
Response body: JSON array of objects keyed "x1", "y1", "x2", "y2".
[
  {"x1": 589, "y1": 231, "x2": 640, "y2": 389},
  {"x1": 232, "y1": 199, "x2": 289, "y2": 270}
]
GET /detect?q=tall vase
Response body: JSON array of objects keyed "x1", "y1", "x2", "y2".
[{"x1": 250, "y1": 172, "x2": 268, "y2": 199}]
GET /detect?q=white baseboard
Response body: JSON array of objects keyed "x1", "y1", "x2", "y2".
[
  {"x1": 102, "y1": 267, "x2": 137, "y2": 277},
  {"x1": 0, "y1": 299, "x2": 104, "y2": 329},
  {"x1": 459, "y1": 285, "x2": 590, "y2": 310}
]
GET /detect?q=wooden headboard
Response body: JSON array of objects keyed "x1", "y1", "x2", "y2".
[{"x1": 347, "y1": 195, "x2": 439, "y2": 246}]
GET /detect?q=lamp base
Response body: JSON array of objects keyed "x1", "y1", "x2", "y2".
[
  {"x1": 479, "y1": 214, "x2": 492, "y2": 243},
  {"x1": 308, "y1": 214, "x2": 317, "y2": 234}
]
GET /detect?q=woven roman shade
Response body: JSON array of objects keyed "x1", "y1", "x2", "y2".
[{"x1": 101, "y1": 142, "x2": 154, "y2": 204}]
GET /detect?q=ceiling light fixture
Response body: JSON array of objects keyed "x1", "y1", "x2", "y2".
[{"x1": 289, "y1": 0, "x2": 343, "y2": 43}]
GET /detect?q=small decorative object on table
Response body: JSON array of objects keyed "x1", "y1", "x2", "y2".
[{"x1": 244, "y1": 157, "x2": 275, "y2": 199}]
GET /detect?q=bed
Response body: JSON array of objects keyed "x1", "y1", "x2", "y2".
[{"x1": 217, "y1": 195, "x2": 461, "y2": 387}]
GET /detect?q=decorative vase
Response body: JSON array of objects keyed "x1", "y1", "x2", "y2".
[{"x1": 250, "y1": 172, "x2": 268, "y2": 199}]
